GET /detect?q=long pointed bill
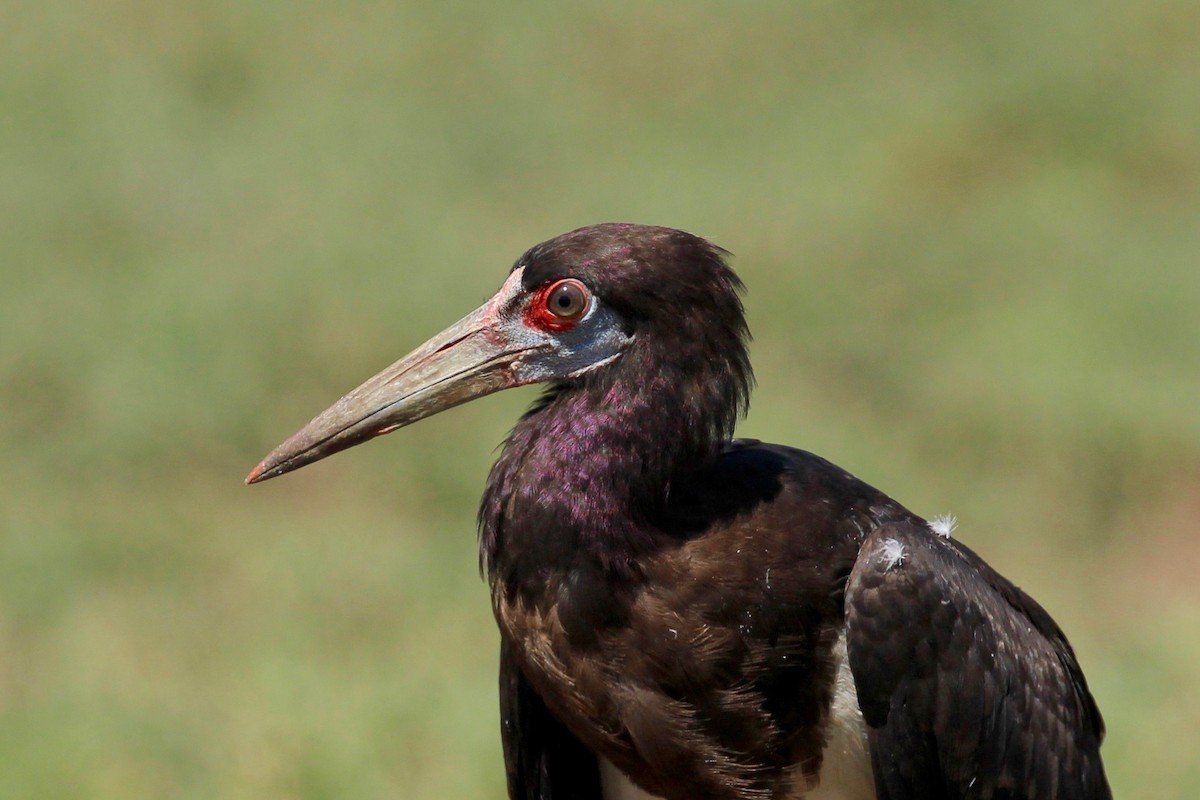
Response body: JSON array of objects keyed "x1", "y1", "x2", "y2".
[{"x1": 246, "y1": 271, "x2": 540, "y2": 484}]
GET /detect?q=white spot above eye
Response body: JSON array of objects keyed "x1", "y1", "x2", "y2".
[
  {"x1": 928, "y1": 513, "x2": 957, "y2": 539},
  {"x1": 879, "y1": 538, "x2": 906, "y2": 571}
]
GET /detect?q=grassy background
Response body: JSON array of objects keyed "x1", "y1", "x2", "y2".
[{"x1": 2, "y1": 0, "x2": 1198, "y2": 797}]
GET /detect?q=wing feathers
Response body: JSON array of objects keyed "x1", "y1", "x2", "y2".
[
  {"x1": 846, "y1": 521, "x2": 1110, "y2": 800},
  {"x1": 500, "y1": 639, "x2": 604, "y2": 800}
]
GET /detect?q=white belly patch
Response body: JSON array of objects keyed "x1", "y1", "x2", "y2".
[
  {"x1": 799, "y1": 635, "x2": 875, "y2": 800},
  {"x1": 600, "y1": 757, "x2": 661, "y2": 800}
]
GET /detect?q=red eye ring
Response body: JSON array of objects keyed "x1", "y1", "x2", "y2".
[{"x1": 526, "y1": 278, "x2": 591, "y2": 332}]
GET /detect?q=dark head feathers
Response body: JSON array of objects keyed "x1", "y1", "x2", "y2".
[{"x1": 515, "y1": 223, "x2": 753, "y2": 441}]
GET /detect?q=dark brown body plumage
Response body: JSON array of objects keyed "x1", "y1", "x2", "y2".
[
  {"x1": 492, "y1": 442, "x2": 913, "y2": 799},
  {"x1": 848, "y1": 523, "x2": 1108, "y2": 799}
]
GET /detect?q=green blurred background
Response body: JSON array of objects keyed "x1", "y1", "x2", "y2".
[{"x1": 2, "y1": 0, "x2": 1198, "y2": 797}]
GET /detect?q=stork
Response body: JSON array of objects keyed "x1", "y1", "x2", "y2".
[{"x1": 248, "y1": 223, "x2": 1110, "y2": 800}]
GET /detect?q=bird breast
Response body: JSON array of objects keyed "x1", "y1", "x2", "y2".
[
  {"x1": 596, "y1": 636, "x2": 875, "y2": 800},
  {"x1": 492, "y1": 556, "x2": 874, "y2": 800}
]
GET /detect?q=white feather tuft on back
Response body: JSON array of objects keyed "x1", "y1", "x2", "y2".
[{"x1": 928, "y1": 513, "x2": 957, "y2": 539}]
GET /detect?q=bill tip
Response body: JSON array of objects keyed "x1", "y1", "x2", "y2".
[{"x1": 244, "y1": 462, "x2": 267, "y2": 485}]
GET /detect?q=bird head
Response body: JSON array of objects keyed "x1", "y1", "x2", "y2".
[{"x1": 245, "y1": 223, "x2": 749, "y2": 484}]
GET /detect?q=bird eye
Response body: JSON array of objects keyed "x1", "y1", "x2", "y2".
[{"x1": 545, "y1": 279, "x2": 589, "y2": 321}]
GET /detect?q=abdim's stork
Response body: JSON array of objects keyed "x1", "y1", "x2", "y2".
[{"x1": 248, "y1": 224, "x2": 1110, "y2": 800}]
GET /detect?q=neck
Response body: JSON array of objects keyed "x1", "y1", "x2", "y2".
[{"x1": 479, "y1": 358, "x2": 740, "y2": 593}]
